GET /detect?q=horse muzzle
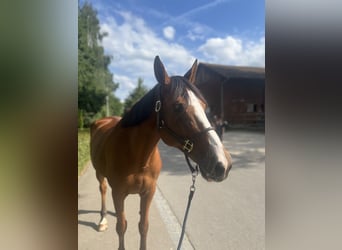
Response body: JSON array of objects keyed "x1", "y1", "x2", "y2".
[{"x1": 199, "y1": 154, "x2": 232, "y2": 182}]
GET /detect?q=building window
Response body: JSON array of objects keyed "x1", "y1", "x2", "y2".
[
  {"x1": 246, "y1": 103, "x2": 254, "y2": 112},
  {"x1": 254, "y1": 104, "x2": 258, "y2": 112},
  {"x1": 246, "y1": 104, "x2": 259, "y2": 113}
]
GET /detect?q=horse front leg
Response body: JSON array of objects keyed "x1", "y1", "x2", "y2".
[
  {"x1": 139, "y1": 184, "x2": 156, "y2": 250},
  {"x1": 113, "y1": 191, "x2": 127, "y2": 250},
  {"x1": 96, "y1": 171, "x2": 108, "y2": 232}
]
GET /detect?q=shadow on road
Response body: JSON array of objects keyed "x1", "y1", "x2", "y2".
[
  {"x1": 158, "y1": 141, "x2": 193, "y2": 176},
  {"x1": 78, "y1": 209, "x2": 116, "y2": 217},
  {"x1": 78, "y1": 210, "x2": 116, "y2": 231},
  {"x1": 230, "y1": 150, "x2": 265, "y2": 169},
  {"x1": 78, "y1": 219, "x2": 99, "y2": 231}
]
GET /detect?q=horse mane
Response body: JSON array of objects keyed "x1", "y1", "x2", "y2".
[
  {"x1": 120, "y1": 77, "x2": 207, "y2": 127},
  {"x1": 120, "y1": 84, "x2": 159, "y2": 127}
]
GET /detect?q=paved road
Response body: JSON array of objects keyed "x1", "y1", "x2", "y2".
[
  {"x1": 78, "y1": 164, "x2": 174, "y2": 250},
  {"x1": 157, "y1": 130, "x2": 265, "y2": 250},
  {"x1": 78, "y1": 130, "x2": 265, "y2": 250}
]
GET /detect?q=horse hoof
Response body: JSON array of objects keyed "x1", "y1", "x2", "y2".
[
  {"x1": 98, "y1": 223, "x2": 108, "y2": 232},
  {"x1": 98, "y1": 217, "x2": 108, "y2": 232}
]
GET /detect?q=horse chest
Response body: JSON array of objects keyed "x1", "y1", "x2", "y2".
[{"x1": 125, "y1": 171, "x2": 155, "y2": 194}]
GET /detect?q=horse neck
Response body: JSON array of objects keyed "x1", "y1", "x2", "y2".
[
  {"x1": 124, "y1": 113, "x2": 161, "y2": 165},
  {"x1": 137, "y1": 113, "x2": 160, "y2": 145}
]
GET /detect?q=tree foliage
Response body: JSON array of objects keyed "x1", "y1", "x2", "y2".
[
  {"x1": 123, "y1": 78, "x2": 148, "y2": 114},
  {"x1": 78, "y1": 2, "x2": 122, "y2": 127}
]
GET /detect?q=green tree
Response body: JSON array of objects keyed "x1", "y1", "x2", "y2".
[
  {"x1": 78, "y1": 2, "x2": 121, "y2": 127},
  {"x1": 123, "y1": 78, "x2": 148, "y2": 114},
  {"x1": 94, "y1": 94, "x2": 123, "y2": 120}
]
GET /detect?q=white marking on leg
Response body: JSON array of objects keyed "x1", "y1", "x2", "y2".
[
  {"x1": 99, "y1": 217, "x2": 107, "y2": 225},
  {"x1": 98, "y1": 217, "x2": 108, "y2": 232}
]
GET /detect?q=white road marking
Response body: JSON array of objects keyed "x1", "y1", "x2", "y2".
[{"x1": 154, "y1": 186, "x2": 195, "y2": 250}]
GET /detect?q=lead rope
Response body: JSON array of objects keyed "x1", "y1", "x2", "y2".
[
  {"x1": 155, "y1": 97, "x2": 199, "y2": 249},
  {"x1": 177, "y1": 154, "x2": 199, "y2": 250}
]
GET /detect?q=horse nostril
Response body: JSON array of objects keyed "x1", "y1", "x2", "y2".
[{"x1": 214, "y1": 162, "x2": 225, "y2": 178}]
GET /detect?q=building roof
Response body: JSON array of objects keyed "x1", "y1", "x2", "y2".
[
  {"x1": 185, "y1": 62, "x2": 265, "y2": 86},
  {"x1": 200, "y1": 63, "x2": 264, "y2": 78}
]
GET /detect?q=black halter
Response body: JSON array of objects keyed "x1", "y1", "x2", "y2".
[
  {"x1": 155, "y1": 85, "x2": 212, "y2": 250},
  {"x1": 154, "y1": 82, "x2": 216, "y2": 249},
  {"x1": 154, "y1": 84, "x2": 214, "y2": 157}
]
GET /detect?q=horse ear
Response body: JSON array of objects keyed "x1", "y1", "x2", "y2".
[
  {"x1": 187, "y1": 59, "x2": 198, "y2": 85},
  {"x1": 154, "y1": 56, "x2": 171, "y2": 85}
]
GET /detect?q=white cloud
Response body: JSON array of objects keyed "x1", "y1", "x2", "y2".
[
  {"x1": 163, "y1": 26, "x2": 175, "y2": 40},
  {"x1": 100, "y1": 11, "x2": 195, "y2": 100},
  {"x1": 186, "y1": 25, "x2": 206, "y2": 41},
  {"x1": 198, "y1": 36, "x2": 265, "y2": 67},
  {"x1": 99, "y1": 10, "x2": 264, "y2": 101},
  {"x1": 112, "y1": 74, "x2": 135, "y2": 101}
]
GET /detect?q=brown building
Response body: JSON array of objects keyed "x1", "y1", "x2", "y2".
[{"x1": 186, "y1": 62, "x2": 265, "y2": 127}]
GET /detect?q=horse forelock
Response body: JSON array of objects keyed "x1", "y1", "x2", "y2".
[{"x1": 168, "y1": 76, "x2": 207, "y2": 106}]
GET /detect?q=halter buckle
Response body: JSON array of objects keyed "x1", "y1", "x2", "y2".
[
  {"x1": 155, "y1": 100, "x2": 161, "y2": 112},
  {"x1": 183, "y1": 139, "x2": 194, "y2": 153}
]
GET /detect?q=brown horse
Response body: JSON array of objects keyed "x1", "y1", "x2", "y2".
[{"x1": 90, "y1": 56, "x2": 232, "y2": 250}]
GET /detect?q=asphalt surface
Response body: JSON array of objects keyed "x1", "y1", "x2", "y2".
[
  {"x1": 78, "y1": 130, "x2": 265, "y2": 250},
  {"x1": 78, "y1": 164, "x2": 174, "y2": 250}
]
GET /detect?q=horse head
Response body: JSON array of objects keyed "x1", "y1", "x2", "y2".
[{"x1": 154, "y1": 56, "x2": 232, "y2": 182}]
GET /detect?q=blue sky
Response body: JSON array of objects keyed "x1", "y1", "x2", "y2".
[{"x1": 80, "y1": 0, "x2": 265, "y2": 101}]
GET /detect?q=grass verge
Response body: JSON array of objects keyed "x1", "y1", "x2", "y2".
[{"x1": 78, "y1": 129, "x2": 90, "y2": 176}]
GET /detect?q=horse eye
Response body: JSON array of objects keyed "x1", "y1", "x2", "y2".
[{"x1": 173, "y1": 103, "x2": 184, "y2": 113}]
